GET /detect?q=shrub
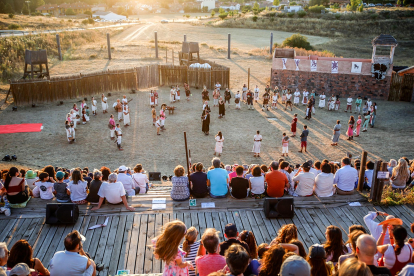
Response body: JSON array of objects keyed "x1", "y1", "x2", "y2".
[
  {"x1": 283, "y1": 33, "x2": 312, "y2": 50},
  {"x1": 252, "y1": 15, "x2": 258, "y2": 21},
  {"x1": 357, "y1": 4, "x2": 363, "y2": 12},
  {"x1": 8, "y1": 13, "x2": 14, "y2": 18},
  {"x1": 81, "y1": 19, "x2": 89, "y2": 25},
  {"x1": 287, "y1": 12, "x2": 295, "y2": 17},
  {"x1": 219, "y1": 13, "x2": 228, "y2": 20},
  {"x1": 278, "y1": 12, "x2": 286, "y2": 17},
  {"x1": 370, "y1": 13, "x2": 379, "y2": 20},
  {"x1": 297, "y1": 10, "x2": 307, "y2": 17},
  {"x1": 346, "y1": 4, "x2": 357, "y2": 11},
  {"x1": 219, "y1": 8, "x2": 225, "y2": 13},
  {"x1": 289, "y1": 1, "x2": 297, "y2": 5},
  {"x1": 65, "y1": 8, "x2": 76, "y2": 15},
  {"x1": 84, "y1": 10, "x2": 92, "y2": 16},
  {"x1": 270, "y1": 17, "x2": 274, "y2": 22},
  {"x1": 8, "y1": 23, "x2": 20, "y2": 30},
  {"x1": 280, "y1": 4, "x2": 285, "y2": 10},
  {"x1": 266, "y1": 11, "x2": 277, "y2": 17},
  {"x1": 335, "y1": 13, "x2": 341, "y2": 19},
  {"x1": 308, "y1": 5, "x2": 325, "y2": 13},
  {"x1": 88, "y1": 18, "x2": 95, "y2": 24},
  {"x1": 211, "y1": 10, "x2": 215, "y2": 16}
]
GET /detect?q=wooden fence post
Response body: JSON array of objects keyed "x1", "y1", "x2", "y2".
[
  {"x1": 248, "y1": 68, "x2": 250, "y2": 90},
  {"x1": 56, "y1": 34, "x2": 62, "y2": 61},
  {"x1": 184, "y1": 34, "x2": 187, "y2": 42},
  {"x1": 270, "y1": 33, "x2": 273, "y2": 55},
  {"x1": 227, "y1": 33, "x2": 231, "y2": 59},
  {"x1": 369, "y1": 160, "x2": 383, "y2": 202},
  {"x1": 357, "y1": 150, "x2": 368, "y2": 191},
  {"x1": 166, "y1": 48, "x2": 168, "y2": 64},
  {"x1": 370, "y1": 161, "x2": 388, "y2": 202},
  {"x1": 155, "y1": 31, "x2": 158, "y2": 59},
  {"x1": 107, "y1": 33, "x2": 111, "y2": 60},
  {"x1": 172, "y1": 49, "x2": 174, "y2": 66}
]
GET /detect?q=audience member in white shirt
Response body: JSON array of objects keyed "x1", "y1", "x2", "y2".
[
  {"x1": 363, "y1": 211, "x2": 393, "y2": 245},
  {"x1": 91, "y1": 173, "x2": 134, "y2": 212},
  {"x1": 314, "y1": 161, "x2": 322, "y2": 176},
  {"x1": 131, "y1": 164, "x2": 149, "y2": 194},
  {"x1": 314, "y1": 163, "x2": 334, "y2": 197},
  {"x1": 117, "y1": 165, "x2": 137, "y2": 196},
  {"x1": 35, "y1": 172, "x2": 55, "y2": 200},
  {"x1": 333, "y1": 157, "x2": 358, "y2": 195},
  {"x1": 307, "y1": 160, "x2": 319, "y2": 177},
  {"x1": 293, "y1": 162, "x2": 315, "y2": 196}
]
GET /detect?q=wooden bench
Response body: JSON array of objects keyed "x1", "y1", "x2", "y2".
[{"x1": 166, "y1": 106, "x2": 176, "y2": 115}]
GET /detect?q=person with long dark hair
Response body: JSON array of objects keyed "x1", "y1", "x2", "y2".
[
  {"x1": 324, "y1": 225, "x2": 347, "y2": 264},
  {"x1": 100, "y1": 166, "x2": 111, "y2": 182},
  {"x1": 258, "y1": 244, "x2": 286, "y2": 276},
  {"x1": 218, "y1": 97, "x2": 225, "y2": 118},
  {"x1": 239, "y1": 230, "x2": 260, "y2": 276},
  {"x1": 67, "y1": 168, "x2": 88, "y2": 204},
  {"x1": 7, "y1": 239, "x2": 50, "y2": 275},
  {"x1": 3, "y1": 167, "x2": 31, "y2": 204},
  {"x1": 42, "y1": 165, "x2": 56, "y2": 183},
  {"x1": 347, "y1": 116, "x2": 355, "y2": 141},
  {"x1": 306, "y1": 244, "x2": 330, "y2": 276},
  {"x1": 214, "y1": 132, "x2": 224, "y2": 157}
]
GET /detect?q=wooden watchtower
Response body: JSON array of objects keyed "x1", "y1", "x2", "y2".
[
  {"x1": 23, "y1": 49, "x2": 50, "y2": 80},
  {"x1": 179, "y1": 42, "x2": 200, "y2": 66}
]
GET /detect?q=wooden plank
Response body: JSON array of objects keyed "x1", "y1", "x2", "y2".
[
  {"x1": 231, "y1": 210, "x2": 245, "y2": 232},
  {"x1": 8, "y1": 218, "x2": 33, "y2": 246},
  {"x1": 252, "y1": 211, "x2": 271, "y2": 244},
  {"x1": 94, "y1": 216, "x2": 113, "y2": 266},
  {"x1": 153, "y1": 214, "x2": 163, "y2": 273},
  {"x1": 55, "y1": 216, "x2": 85, "y2": 253},
  {"x1": 100, "y1": 216, "x2": 120, "y2": 275},
  {"x1": 295, "y1": 209, "x2": 324, "y2": 244},
  {"x1": 205, "y1": 212, "x2": 214, "y2": 231},
  {"x1": 303, "y1": 209, "x2": 328, "y2": 244},
  {"x1": 332, "y1": 208, "x2": 354, "y2": 243},
  {"x1": 135, "y1": 215, "x2": 148, "y2": 274},
  {"x1": 32, "y1": 223, "x2": 53, "y2": 256},
  {"x1": 27, "y1": 218, "x2": 45, "y2": 248},
  {"x1": 0, "y1": 219, "x2": 18, "y2": 242},
  {"x1": 87, "y1": 216, "x2": 106, "y2": 258},
  {"x1": 3, "y1": 218, "x2": 23, "y2": 245},
  {"x1": 144, "y1": 214, "x2": 156, "y2": 274},
  {"x1": 211, "y1": 211, "x2": 224, "y2": 242},
  {"x1": 290, "y1": 211, "x2": 313, "y2": 249},
  {"x1": 198, "y1": 212, "x2": 207, "y2": 239},
  {"x1": 183, "y1": 212, "x2": 192, "y2": 229},
  {"x1": 115, "y1": 214, "x2": 134, "y2": 275},
  {"x1": 323, "y1": 208, "x2": 348, "y2": 241},
  {"x1": 81, "y1": 216, "x2": 98, "y2": 252},
  {"x1": 41, "y1": 224, "x2": 68, "y2": 265},
  {"x1": 258, "y1": 211, "x2": 277, "y2": 244},
  {"x1": 126, "y1": 214, "x2": 142, "y2": 272},
  {"x1": 218, "y1": 212, "x2": 229, "y2": 238},
  {"x1": 35, "y1": 223, "x2": 59, "y2": 263}
]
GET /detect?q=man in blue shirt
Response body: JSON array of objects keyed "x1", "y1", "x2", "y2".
[
  {"x1": 207, "y1": 157, "x2": 229, "y2": 198},
  {"x1": 334, "y1": 157, "x2": 358, "y2": 195}
]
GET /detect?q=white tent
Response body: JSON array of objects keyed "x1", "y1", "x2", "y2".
[{"x1": 92, "y1": 11, "x2": 126, "y2": 21}]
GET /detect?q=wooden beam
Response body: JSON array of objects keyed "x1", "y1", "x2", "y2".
[{"x1": 357, "y1": 150, "x2": 368, "y2": 191}]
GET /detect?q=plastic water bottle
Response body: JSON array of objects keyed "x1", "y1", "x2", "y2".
[{"x1": 3, "y1": 196, "x2": 10, "y2": 209}]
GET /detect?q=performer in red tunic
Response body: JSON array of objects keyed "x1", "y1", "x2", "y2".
[{"x1": 291, "y1": 114, "x2": 298, "y2": 137}]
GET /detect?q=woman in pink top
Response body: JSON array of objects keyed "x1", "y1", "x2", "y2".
[
  {"x1": 355, "y1": 115, "x2": 362, "y2": 137},
  {"x1": 109, "y1": 115, "x2": 116, "y2": 140}
]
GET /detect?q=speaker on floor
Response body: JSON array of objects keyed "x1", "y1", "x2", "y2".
[
  {"x1": 46, "y1": 203, "x2": 79, "y2": 224},
  {"x1": 263, "y1": 197, "x2": 294, "y2": 219},
  {"x1": 149, "y1": 172, "x2": 161, "y2": 181}
]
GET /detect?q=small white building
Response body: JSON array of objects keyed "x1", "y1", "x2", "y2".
[
  {"x1": 220, "y1": 3, "x2": 240, "y2": 10},
  {"x1": 284, "y1": 5, "x2": 303, "y2": 12},
  {"x1": 201, "y1": 0, "x2": 216, "y2": 10},
  {"x1": 92, "y1": 11, "x2": 126, "y2": 21}
]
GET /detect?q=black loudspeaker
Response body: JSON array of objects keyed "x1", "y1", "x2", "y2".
[
  {"x1": 263, "y1": 197, "x2": 294, "y2": 219},
  {"x1": 46, "y1": 203, "x2": 79, "y2": 224},
  {"x1": 149, "y1": 172, "x2": 161, "y2": 181}
]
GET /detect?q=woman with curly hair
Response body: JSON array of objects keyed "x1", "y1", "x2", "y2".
[
  {"x1": 239, "y1": 230, "x2": 261, "y2": 276},
  {"x1": 258, "y1": 245, "x2": 286, "y2": 276},
  {"x1": 390, "y1": 158, "x2": 410, "y2": 189},
  {"x1": 7, "y1": 239, "x2": 50, "y2": 275},
  {"x1": 171, "y1": 165, "x2": 190, "y2": 201},
  {"x1": 41, "y1": 165, "x2": 56, "y2": 182},
  {"x1": 100, "y1": 166, "x2": 111, "y2": 181},
  {"x1": 275, "y1": 224, "x2": 298, "y2": 244},
  {"x1": 323, "y1": 225, "x2": 347, "y2": 264}
]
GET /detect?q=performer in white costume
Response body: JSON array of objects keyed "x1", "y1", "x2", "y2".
[
  {"x1": 252, "y1": 130, "x2": 262, "y2": 157},
  {"x1": 91, "y1": 97, "x2": 97, "y2": 115},
  {"x1": 293, "y1": 89, "x2": 301, "y2": 106},
  {"x1": 302, "y1": 90, "x2": 309, "y2": 106},
  {"x1": 319, "y1": 92, "x2": 326, "y2": 108},
  {"x1": 214, "y1": 131, "x2": 224, "y2": 157},
  {"x1": 123, "y1": 104, "x2": 130, "y2": 126},
  {"x1": 254, "y1": 85, "x2": 260, "y2": 102},
  {"x1": 101, "y1": 94, "x2": 108, "y2": 114}
]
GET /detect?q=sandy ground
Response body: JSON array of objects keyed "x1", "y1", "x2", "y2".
[{"x1": 0, "y1": 22, "x2": 413, "y2": 173}]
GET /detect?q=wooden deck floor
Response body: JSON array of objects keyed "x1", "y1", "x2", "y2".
[{"x1": 1, "y1": 202, "x2": 414, "y2": 276}]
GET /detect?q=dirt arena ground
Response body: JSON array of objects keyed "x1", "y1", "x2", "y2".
[{"x1": 0, "y1": 22, "x2": 413, "y2": 173}]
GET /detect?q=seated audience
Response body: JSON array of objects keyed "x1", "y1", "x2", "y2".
[
  {"x1": 306, "y1": 244, "x2": 330, "y2": 276},
  {"x1": 257, "y1": 243, "x2": 269, "y2": 261},
  {"x1": 207, "y1": 158, "x2": 229, "y2": 198},
  {"x1": 265, "y1": 161, "x2": 288, "y2": 198},
  {"x1": 219, "y1": 223, "x2": 249, "y2": 255},
  {"x1": 390, "y1": 158, "x2": 410, "y2": 189},
  {"x1": 356, "y1": 234, "x2": 391, "y2": 276},
  {"x1": 338, "y1": 258, "x2": 372, "y2": 276},
  {"x1": 314, "y1": 161, "x2": 322, "y2": 175},
  {"x1": 225, "y1": 245, "x2": 250, "y2": 276},
  {"x1": 117, "y1": 165, "x2": 136, "y2": 196},
  {"x1": 290, "y1": 239, "x2": 307, "y2": 258},
  {"x1": 131, "y1": 164, "x2": 149, "y2": 194},
  {"x1": 35, "y1": 172, "x2": 54, "y2": 200},
  {"x1": 314, "y1": 163, "x2": 334, "y2": 197},
  {"x1": 387, "y1": 159, "x2": 397, "y2": 176},
  {"x1": 190, "y1": 163, "x2": 209, "y2": 198},
  {"x1": 7, "y1": 240, "x2": 49, "y2": 275},
  {"x1": 67, "y1": 168, "x2": 89, "y2": 204},
  {"x1": 239, "y1": 230, "x2": 260, "y2": 276},
  {"x1": 279, "y1": 161, "x2": 294, "y2": 196},
  {"x1": 399, "y1": 264, "x2": 414, "y2": 276},
  {"x1": 333, "y1": 157, "x2": 358, "y2": 195},
  {"x1": 377, "y1": 225, "x2": 412, "y2": 275},
  {"x1": 338, "y1": 230, "x2": 365, "y2": 269},
  {"x1": 0, "y1": 243, "x2": 8, "y2": 272},
  {"x1": 25, "y1": 170, "x2": 38, "y2": 191},
  {"x1": 53, "y1": 171, "x2": 71, "y2": 203},
  {"x1": 91, "y1": 173, "x2": 134, "y2": 212},
  {"x1": 179, "y1": 227, "x2": 199, "y2": 276},
  {"x1": 364, "y1": 161, "x2": 375, "y2": 190},
  {"x1": 258, "y1": 244, "x2": 287, "y2": 276},
  {"x1": 49, "y1": 230, "x2": 96, "y2": 276},
  {"x1": 249, "y1": 165, "x2": 266, "y2": 199},
  {"x1": 307, "y1": 160, "x2": 319, "y2": 176},
  {"x1": 275, "y1": 224, "x2": 298, "y2": 244},
  {"x1": 41, "y1": 165, "x2": 56, "y2": 183},
  {"x1": 3, "y1": 167, "x2": 31, "y2": 204},
  {"x1": 9, "y1": 263, "x2": 34, "y2": 276},
  {"x1": 196, "y1": 228, "x2": 226, "y2": 276},
  {"x1": 293, "y1": 162, "x2": 315, "y2": 196},
  {"x1": 345, "y1": 225, "x2": 367, "y2": 253},
  {"x1": 171, "y1": 165, "x2": 190, "y2": 201},
  {"x1": 228, "y1": 164, "x2": 238, "y2": 182},
  {"x1": 363, "y1": 211, "x2": 393, "y2": 245},
  {"x1": 100, "y1": 166, "x2": 111, "y2": 182},
  {"x1": 324, "y1": 225, "x2": 347, "y2": 264},
  {"x1": 229, "y1": 166, "x2": 249, "y2": 199},
  {"x1": 86, "y1": 170, "x2": 103, "y2": 204},
  {"x1": 280, "y1": 255, "x2": 311, "y2": 276}
]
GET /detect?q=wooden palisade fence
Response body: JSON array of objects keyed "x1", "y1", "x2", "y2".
[{"x1": 388, "y1": 72, "x2": 414, "y2": 102}]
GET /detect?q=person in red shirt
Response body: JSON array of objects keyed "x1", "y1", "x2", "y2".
[
  {"x1": 265, "y1": 161, "x2": 289, "y2": 197},
  {"x1": 195, "y1": 228, "x2": 226, "y2": 276}
]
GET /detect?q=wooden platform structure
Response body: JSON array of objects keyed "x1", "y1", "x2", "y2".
[{"x1": 1, "y1": 185, "x2": 414, "y2": 276}]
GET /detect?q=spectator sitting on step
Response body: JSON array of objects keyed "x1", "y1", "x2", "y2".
[
  {"x1": 265, "y1": 161, "x2": 288, "y2": 198},
  {"x1": 86, "y1": 170, "x2": 103, "y2": 204},
  {"x1": 292, "y1": 162, "x2": 315, "y2": 197},
  {"x1": 258, "y1": 244, "x2": 287, "y2": 276},
  {"x1": 333, "y1": 157, "x2": 358, "y2": 195},
  {"x1": 49, "y1": 230, "x2": 96, "y2": 276},
  {"x1": 7, "y1": 240, "x2": 50, "y2": 275},
  {"x1": 229, "y1": 166, "x2": 249, "y2": 199},
  {"x1": 190, "y1": 163, "x2": 209, "y2": 198},
  {"x1": 53, "y1": 171, "x2": 71, "y2": 203},
  {"x1": 249, "y1": 165, "x2": 266, "y2": 199},
  {"x1": 338, "y1": 230, "x2": 365, "y2": 269},
  {"x1": 117, "y1": 165, "x2": 137, "y2": 196},
  {"x1": 228, "y1": 164, "x2": 239, "y2": 182},
  {"x1": 306, "y1": 244, "x2": 330, "y2": 276},
  {"x1": 207, "y1": 158, "x2": 229, "y2": 198},
  {"x1": 219, "y1": 223, "x2": 249, "y2": 256},
  {"x1": 280, "y1": 255, "x2": 311, "y2": 276},
  {"x1": 225, "y1": 244, "x2": 250, "y2": 276},
  {"x1": 279, "y1": 161, "x2": 294, "y2": 196},
  {"x1": 363, "y1": 161, "x2": 375, "y2": 191},
  {"x1": 0, "y1": 242, "x2": 8, "y2": 272},
  {"x1": 196, "y1": 228, "x2": 226, "y2": 276},
  {"x1": 67, "y1": 168, "x2": 89, "y2": 204},
  {"x1": 363, "y1": 211, "x2": 393, "y2": 245},
  {"x1": 91, "y1": 173, "x2": 134, "y2": 212},
  {"x1": 171, "y1": 165, "x2": 190, "y2": 201},
  {"x1": 338, "y1": 258, "x2": 372, "y2": 276},
  {"x1": 355, "y1": 234, "x2": 392, "y2": 276},
  {"x1": 3, "y1": 167, "x2": 31, "y2": 204},
  {"x1": 34, "y1": 172, "x2": 55, "y2": 200},
  {"x1": 131, "y1": 164, "x2": 149, "y2": 195},
  {"x1": 239, "y1": 230, "x2": 261, "y2": 276},
  {"x1": 314, "y1": 163, "x2": 335, "y2": 198},
  {"x1": 323, "y1": 225, "x2": 347, "y2": 265},
  {"x1": 179, "y1": 227, "x2": 200, "y2": 276}
]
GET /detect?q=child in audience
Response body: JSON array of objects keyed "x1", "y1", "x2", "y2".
[
  {"x1": 257, "y1": 243, "x2": 269, "y2": 261},
  {"x1": 239, "y1": 231, "x2": 261, "y2": 275},
  {"x1": 229, "y1": 166, "x2": 249, "y2": 199},
  {"x1": 35, "y1": 172, "x2": 54, "y2": 200},
  {"x1": 225, "y1": 245, "x2": 250, "y2": 276},
  {"x1": 364, "y1": 161, "x2": 375, "y2": 191},
  {"x1": 152, "y1": 220, "x2": 194, "y2": 275},
  {"x1": 179, "y1": 227, "x2": 199, "y2": 276},
  {"x1": 53, "y1": 171, "x2": 71, "y2": 203}
]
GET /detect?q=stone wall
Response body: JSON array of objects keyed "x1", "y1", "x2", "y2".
[{"x1": 270, "y1": 69, "x2": 391, "y2": 100}]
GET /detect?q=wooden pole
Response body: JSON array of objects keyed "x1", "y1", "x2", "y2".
[
  {"x1": 56, "y1": 34, "x2": 62, "y2": 61},
  {"x1": 248, "y1": 68, "x2": 250, "y2": 90},
  {"x1": 375, "y1": 162, "x2": 389, "y2": 202},
  {"x1": 369, "y1": 160, "x2": 382, "y2": 201},
  {"x1": 172, "y1": 49, "x2": 174, "y2": 66},
  {"x1": 227, "y1": 33, "x2": 231, "y2": 59},
  {"x1": 270, "y1": 33, "x2": 273, "y2": 55},
  {"x1": 357, "y1": 150, "x2": 368, "y2": 191},
  {"x1": 106, "y1": 33, "x2": 111, "y2": 60},
  {"x1": 184, "y1": 132, "x2": 190, "y2": 180},
  {"x1": 184, "y1": 34, "x2": 187, "y2": 42},
  {"x1": 166, "y1": 48, "x2": 168, "y2": 64},
  {"x1": 155, "y1": 31, "x2": 158, "y2": 59}
]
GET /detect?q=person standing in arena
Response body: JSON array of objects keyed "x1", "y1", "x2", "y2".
[
  {"x1": 298, "y1": 125, "x2": 309, "y2": 153},
  {"x1": 253, "y1": 130, "x2": 262, "y2": 157},
  {"x1": 247, "y1": 90, "x2": 253, "y2": 110},
  {"x1": 115, "y1": 124, "x2": 123, "y2": 151},
  {"x1": 101, "y1": 94, "x2": 108, "y2": 114},
  {"x1": 109, "y1": 114, "x2": 116, "y2": 140},
  {"x1": 91, "y1": 97, "x2": 97, "y2": 116},
  {"x1": 291, "y1": 114, "x2": 297, "y2": 137},
  {"x1": 160, "y1": 104, "x2": 167, "y2": 131}
]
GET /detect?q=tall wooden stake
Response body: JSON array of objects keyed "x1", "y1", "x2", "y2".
[
  {"x1": 172, "y1": 49, "x2": 174, "y2": 66},
  {"x1": 370, "y1": 160, "x2": 382, "y2": 201},
  {"x1": 184, "y1": 34, "x2": 187, "y2": 42},
  {"x1": 227, "y1": 33, "x2": 231, "y2": 59},
  {"x1": 357, "y1": 150, "x2": 368, "y2": 191},
  {"x1": 56, "y1": 34, "x2": 62, "y2": 61},
  {"x1": 184, "y1": 132, "x2": 190, "y2": 179},
  {"x1": 270, "y1": 33, "x2": 273, "y2": 55},
  {"x1": 248, "y1": 68, "x2": 250, "y2": 90},
  {"x1": 166, "y1": 48, "x2": 168, "y2": 64},
  {"x1": 106, "y1": 33, "x2": 111, "y2": 60},
  {"x1": 155, "y1": 31, "x2": 158, "y2": 59}
]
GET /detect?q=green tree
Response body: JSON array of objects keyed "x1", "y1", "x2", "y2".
[
  {"x1": 283, "y1": 33, "x2": 312, "y2": 50},
  {"x1": 22, "y1": 4, "x2": 30, "y2": 15},
  {"x1": 202, "y1": 6, "x2": 208, "y2": 12},
  {"x1": 357, "y1": 4, "x2": 363, "y2": 11},
  {"x1": 219, "y1": 7, "x2": 225, "y2": 13},
  {"x1": 4, "y1": 3, "x2": 14, "y2": 14},
  {"x1": 273, "y1": 0, "x2": 280, "y2": 5},
  {"x1": 219, "y1": 12, "x2": 228, "y2": 19},
  {"x1": 253, "y1": 1, "x2": 260, "y2": 10},
  {"x1": 84, "y1": 10, "x2": 92, "y2": 15},
  {"x1": 65, "y1": 8, "x2": 76, "y2": 15},
  {"x1": 211, "y1": 10, "x2": 215, "y2": 16},
  {"x1": 289, "y1": 1, "x2": 297, "y2": 5},
  {"x1": 31, "y1": 0, "x2": 45, "y2": 12}
]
